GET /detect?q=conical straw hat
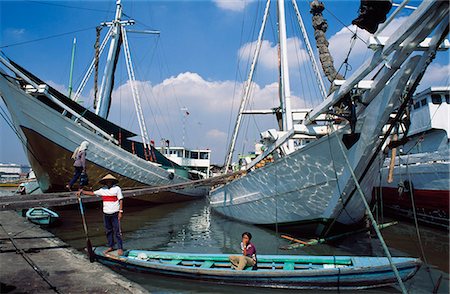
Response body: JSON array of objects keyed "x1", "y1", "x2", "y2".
[{"x1": 99, "y1": 174, "x2": 118, "y2": 185}]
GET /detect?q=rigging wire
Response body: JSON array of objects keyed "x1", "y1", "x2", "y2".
[
  {"x1": 225, "y1": 2, "x2": 250, "y2": 153},
  {"x1": 288, "y1": 6, "x2": 319, "y2": 108},
  {"x1": 0, "y1": 27, "x2": 96, "y2": 49},
  {"x1": 404, "y1": 154, "x2": 436, "y2": 289},
  {"x1": 316, "y1": 1, "x2": 368, "y2": 46},
  {"x1": 0, "y1": 103, "x2": 42, "y2": 166},
  {"x1": 25, "y1": 0, "x2": 112, "y2": 13},
  {"x1": 336, "y1": 32, "x2": 358, "y2": 79}
]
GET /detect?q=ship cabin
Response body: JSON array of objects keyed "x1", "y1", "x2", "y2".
[
  {"x1": 156, "y1": 147, "x2": 211, "y2": 179},
  {"x1": 405, "y1": 86, "x2": 449, "y2": 154}
]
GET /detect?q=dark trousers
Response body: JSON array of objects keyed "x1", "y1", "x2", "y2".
[
  {"x1": 103, "y1": 212, "x2": 123, "y2": 250},
  {"x1": 69, "y1": 166, "x2": 83, "y2": 187}
]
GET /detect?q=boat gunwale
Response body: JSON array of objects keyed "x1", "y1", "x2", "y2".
[{"x1": 94, "y1": 247, "x2": 421, "y2": 278}]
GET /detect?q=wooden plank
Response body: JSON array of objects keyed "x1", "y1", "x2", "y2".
[
  {"x1": 168, "y1": 259, "x2": 182, "y2": 265},
  {"x1": 200, "y1": 261, "x2": 214, "y2": 269},
  {"x1": 283, "y1": 262, "x2": 295, "y2": 270},
  {"x1": 127, "y1": 251, "x2": 352, "y2": 265}
]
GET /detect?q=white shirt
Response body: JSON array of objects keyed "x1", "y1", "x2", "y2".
[{"x1": 94, "y1": 185, "x2": 124, "y2": 214}]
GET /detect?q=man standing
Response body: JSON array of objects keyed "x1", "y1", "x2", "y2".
[
  {"x1": 229, "y1": 232, "x2": 257, "y2": 270},
  {"x1": 77, "y1": 174, "x2": 124, "y2": 256}
]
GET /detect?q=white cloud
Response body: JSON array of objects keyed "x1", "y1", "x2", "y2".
[
  {"x1": 328, "y1": 25, "x2": 371, "y2": 70},
  {"x1": 107, "y1": 72, "x2": 307, "y2": 163},
  {"x1": 207, "y1": 129, "x2": 227, "y2": 141},
  {"x1": 238, "y1": 37, "x2": 308, "y2": 70},
  {"x1": 328, "y1": 17, "x2": 408, "y2": 75},
  {"x1": 418, "y1": 63, "x2": 450, "y2": 90},
  {"x1": 213, "y1": 0, "x2": 250, "y2": 12},
  {"x1": 5, "y1": 28, "x2": 25, "y2": 38}
]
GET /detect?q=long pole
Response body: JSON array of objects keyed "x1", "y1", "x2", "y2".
[
  {"x1": 291, "y1": 0, "x2": 327, "y2": 100},
  {"x1": 68, "y1": 37, "x2": 77, "y2": 99},
  {"x1": 335, "y1": 132, "x2": 408, "y2": 293},
  {"x1": 121, "y1": 26, "x2": 151, "y2": 150},
  {"x1": 181, "y1": 107, "x2": 188, "y2": 147},
  {"x1": 277, "y1": 0, "x2": 294, "y2": 151},
  {"x1": 77, "y1": 197, "x2": 95, "y2": 262},
  {"x1": 224, "y1": 0, "x2": 271, "y2": 172}
]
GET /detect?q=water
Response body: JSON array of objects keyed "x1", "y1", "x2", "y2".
[
  {"x1": 44, "y1": 199, "x2": 448, "y2": 293},
  {"x1": 0, "y1": 186, "x2": 16, "y2": 196}
]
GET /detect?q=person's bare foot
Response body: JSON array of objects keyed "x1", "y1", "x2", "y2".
[
  {"x1": 103, "y1": 247, "x2": 113, "y2": 255},
  {"x1": 117, "y1": 249, "x2": 124, "y2": 256}
]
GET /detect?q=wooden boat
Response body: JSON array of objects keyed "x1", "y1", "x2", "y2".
[
  {"x1": 94, "y1": 247, "x2": 421, "y2": 290},
  {"x1": 25, "y1": 207, "x2": 59, "y2": 225}
]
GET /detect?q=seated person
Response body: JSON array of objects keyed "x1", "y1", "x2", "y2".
[{"x1": 229, "y1": 232, "x2": 257, "y2": 270}]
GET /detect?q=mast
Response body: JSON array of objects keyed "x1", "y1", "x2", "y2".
[
  {"x1": 224, "y1": 0, "x2": 271, "y2": 172},
  {"x1": 96, "y1": 0, "x2": 123, "y2": 118},
  {"x1": 277, "y1": 0, "x2": 294, "y2": 150},
  {"x1": 68, "y1": 37, "x2": 76, "y2": 99},
  {"x1": 121, "y1": 25, "x2": 151, "y2": 152}
]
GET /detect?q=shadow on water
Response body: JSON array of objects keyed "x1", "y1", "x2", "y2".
[{"x1": 46, "y1": 199, "x2": 449, "y2": 293}]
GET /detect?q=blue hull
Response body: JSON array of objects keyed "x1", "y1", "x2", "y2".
[{"x1": 94, "y1": 247, "x2": 421, "y2": 290}]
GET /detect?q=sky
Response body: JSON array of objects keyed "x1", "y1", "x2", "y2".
[{"x1": 0, "y1": 0, "x2": 448, "y2": 165}]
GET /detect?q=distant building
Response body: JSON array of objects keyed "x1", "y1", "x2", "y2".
[
  {"x1": 0, "y1": 163, "x2": 31, "y2": 182},
  {"x1": 156, "y1": 147, "x2": 211, "y2": 179}
]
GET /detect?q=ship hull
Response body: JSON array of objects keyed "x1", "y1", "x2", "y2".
[
  {"x1": 376, "y1": 151, "x2": 449, "y2": 228},
  {"x1": 209, "y1": 55, "x2": 422, "y2": 230},
  {"x1": 0, "y1": 70, "x2": 207, "y2": 202}
]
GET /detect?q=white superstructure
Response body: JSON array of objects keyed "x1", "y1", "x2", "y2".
[{"x1": 157, "y1": 146, "x2": 211, "y2": 179}]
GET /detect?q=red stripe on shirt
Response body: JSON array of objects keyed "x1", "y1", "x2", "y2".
[{"x1": 101, "y1": 195, "x2": 118, "y2": 202}]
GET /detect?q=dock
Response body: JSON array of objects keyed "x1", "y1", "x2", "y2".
[{"x1": 0, "y1": 210, "x2": 147, "y2": 293}]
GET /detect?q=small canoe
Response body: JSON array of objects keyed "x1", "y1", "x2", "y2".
[
  {"x1": 25, "y1": 207, "x2": 59, "y2": 226},
  {"x1": 94, "y1": 247, "x2": 421, "y2": 290}
]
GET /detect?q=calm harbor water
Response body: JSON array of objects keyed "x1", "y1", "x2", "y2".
[{"x1": 39, "y1": 198, "x2": 449, "y2": 294}]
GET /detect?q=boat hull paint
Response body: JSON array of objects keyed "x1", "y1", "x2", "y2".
[
  {"x1": 25, "y1": 207, "x2": 59, "y2": 226},
  {"x1": 375, "y1": 151, "x2": 449, "y2": 228},
  {"x1": 209, "y1": 55, "x2": 420, "y2": 227},
  {"x1": 0, "y1": 72, "x2": 207, "y2": 201},
  {"x1": 94, "y1": 248, "x2": 421, "y2": 290}
]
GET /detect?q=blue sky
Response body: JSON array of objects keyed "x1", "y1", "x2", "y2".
[{"x1": 1, "y1": 0, "x2": 448, "y2": 165}]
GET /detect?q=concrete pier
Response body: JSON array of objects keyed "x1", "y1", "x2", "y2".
[{"x1": 0, "y1": 211, "x2": 147, "y2": 293}]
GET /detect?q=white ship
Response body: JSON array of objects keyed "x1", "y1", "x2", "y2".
[
  {"x1": 376, "y1": 87, "x2": 449, "y2": 228},
  {"x1": 209, "y1": 0, "x2": 449, "y2": 233},
  {"x1": 0, "y1": 1, "x2": 208, "y2": 201},
  {"x1": 156, "y1": 145, "x2": 212, "y2": 180}
]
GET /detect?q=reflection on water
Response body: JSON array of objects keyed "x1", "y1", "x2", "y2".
[{"x1": 47, "y1": 199, "x2": 448, "y2": 293}]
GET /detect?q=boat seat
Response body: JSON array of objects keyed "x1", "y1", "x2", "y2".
[
  {"x1": 283, "y1": 262, "x2": 295, "y2": 270},
  {"x1": 245, "y1": 266, "x2": 254, "y2": 271},
  {"x1": 169, "y1": 259, "x2": 182, "y2": 265},
  {"x1": 200, "y1": 261, "x2": 215, "y2": 269}
]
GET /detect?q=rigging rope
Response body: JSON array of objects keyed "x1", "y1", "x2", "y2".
[
  {"x1": 93, "y1": 26, "x2": 102, "y2": 109},
  {"x1": 0, "y1": 103, "x2": 43, "y2": 166},
  {"x1": 0, "y1": 27, "x2": 96, "y2": 49},
  {"x1": 334, "y1": 130, "x2": 408, "y2": 294},
  {"x1": 26, "y1": 0, "x2": 111, "y2": 13},
  {"x1": 404, "y1": 154, "x2": 436, "y2": 289},
  {"x1": 336, "y1": 32, "x2": 357, "y2": 79},
  {"x1": 309, "y1": 0, "x2": 344, "y2": 84}
]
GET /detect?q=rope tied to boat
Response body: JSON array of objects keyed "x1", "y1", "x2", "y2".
[
  {"x1": 334, "y1": 131, "x2": 408, "y2": 293},
  {"x1": 405, "y1": 154, "x2": 437, "y2": 291}
]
